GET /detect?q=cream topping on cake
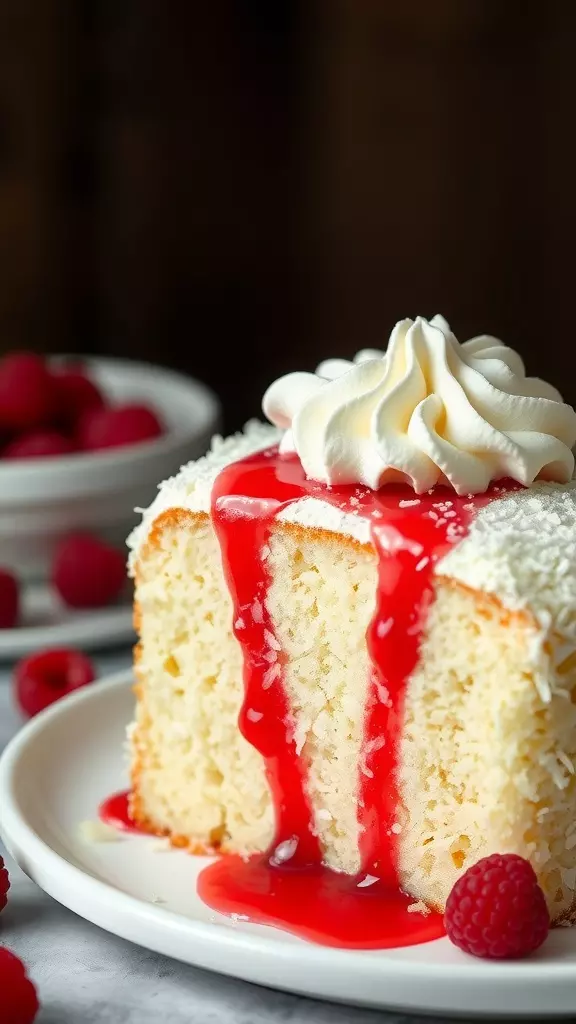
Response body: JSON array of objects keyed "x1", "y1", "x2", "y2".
[
  {"x1": 263, "y1": 315, "x2": 576, "y2": 495},
  {"x1": 128, "y1": 421, "x2": 576, "y2": 650}
]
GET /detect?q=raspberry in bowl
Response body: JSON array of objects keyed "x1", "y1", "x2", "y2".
[
  {"x1": 0, "y1": 355, "x2": 220, "y2": 580},
  {"x1": 0, "y1": 568, "x2": 20, "y2": 628},
  {"x1": 77, "y1": 403, "x2": 164, "y2": 452},
  {"x1": 0, "y1": 352, "x2": 56, "y2": 433},
  {"x1": 51, "y1": 533, "x2": 126, "y2": 609}
]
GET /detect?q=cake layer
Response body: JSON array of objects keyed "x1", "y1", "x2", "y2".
[{"x1": 131, "y1": 482, "x2": 576, "y2": 920}]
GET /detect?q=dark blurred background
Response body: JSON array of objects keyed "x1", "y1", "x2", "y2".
[{"x1": 1, "y1": 1, "x2": 575, "y2": 433}]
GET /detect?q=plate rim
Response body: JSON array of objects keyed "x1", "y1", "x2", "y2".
[
  {"x1": 2, "y1": 669, "x2": 576, "y2": 1017},
  {"x1": 0, "y1": 599, "x2": 135, "y2": 660}
]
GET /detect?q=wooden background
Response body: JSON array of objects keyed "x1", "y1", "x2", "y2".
[{"x1": 1, "y1": 1, "x2": 575, "y2": 432}]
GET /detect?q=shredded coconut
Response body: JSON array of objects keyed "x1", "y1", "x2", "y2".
[
  {"x1": 246, "y1": 708, "x2": 263, "y2": 723},
  {"x1": 407, "y1": 900, "x2": 431, "y2": 916},
  {"x1": 262, "y1": 662, "x2": 281, "y2": 690},
  {"x1": 442, "y1": 478, "x2": 576, "y2": 644},
  {"x1": 127, "y1": 423, "x2": 576, "y2": 648},
  {"x1": 376, "y1": 617, "x2": 393, "y2": 638},
  {"x1": 270, "y1": 837, "x2": 299, "y2": 865},
  {"x1": 316, "y1": 808, "x2": 333, "y2": 821},
  {"x1": 78, "y1": 820, "x2": 121, "y2": 844},
  {"x1": 264, "y1": 629, "x2": 282, "y2": 651},
  {"x1": 252, "y1": 599, "x2": 264, "y2": 624},
  {"x1": 357, "y1": 874, "x2": 379, "y2": 888}
]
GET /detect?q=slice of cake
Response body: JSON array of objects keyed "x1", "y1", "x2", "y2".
[{"x1": 126, "y1": 315, "x2": 576, "y2": 946}]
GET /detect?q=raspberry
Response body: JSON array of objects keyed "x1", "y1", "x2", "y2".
[
  {"x1": 78, "y1": 403, "x2": 164, "y2": 451},
  {"x1": 444, "y1": 853, "x2": 550, "y2": 959},
  {"x1": 3, "y1": 430, "x2": 76, "y2": 460},
  {"x1": 0, "y1": 569, "x2": 19, "y2": 628},
  {"x1": 0, "y1": 948, "x2": 39, "y2": 1023},
  {"x1": 0, "y1": 853, "x2": 10, "y2": 912},
  {"x1": 51, "y1": 532, "x2": 126, "y2": 609},
  {"x1": 51, "y1": 364, "x2": 106, "y2": 429},
  {"x1": 0, "y1": 352, "x2": 55, "y2": 432},
  {"x1": 14, "y1": 647, "x2": 95, "y2": 718}
]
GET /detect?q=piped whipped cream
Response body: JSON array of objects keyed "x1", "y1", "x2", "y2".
[{"x1": 263, "y1": 315, "x2": 576, "y2": 495}]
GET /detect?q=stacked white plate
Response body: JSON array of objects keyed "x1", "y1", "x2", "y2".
[{"x1": 0, "y1": 357, "x2": 220, "y2": 658}]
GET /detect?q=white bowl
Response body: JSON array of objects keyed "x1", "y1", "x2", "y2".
[{"x1": 0, "y1": 356, "x2": 221, "y2": 580}]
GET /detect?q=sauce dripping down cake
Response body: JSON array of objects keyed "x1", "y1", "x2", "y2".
[{"x1": 124, "y1": 315, "x2": 576, "y2": 947}]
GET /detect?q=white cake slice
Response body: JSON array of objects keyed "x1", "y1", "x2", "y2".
[{"x1": 126, "y1": 315, "x2": 576, "y2": 927}]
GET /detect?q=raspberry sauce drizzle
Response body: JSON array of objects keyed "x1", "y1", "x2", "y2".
[
  {"x1": 198, "y1": 446, "x2": 501, "y2": 948},
  {"x1": 99, "y1": 790, "x2": 148, "y2": 835}
]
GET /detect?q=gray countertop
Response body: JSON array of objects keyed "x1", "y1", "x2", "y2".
[{"x1": 0, "y1": 651, "x2": 565, "y2": 1023}]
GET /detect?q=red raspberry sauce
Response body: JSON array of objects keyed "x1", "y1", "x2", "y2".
[
  {"x1": 99, "y1": 445, "x2": 508, "y2": 948},
  {"x1": 196, "y1": 447, "x2": 503, "y2": 948},
  {"x1": 99, "y1": 791, "x2": 148, "y2": 834}
]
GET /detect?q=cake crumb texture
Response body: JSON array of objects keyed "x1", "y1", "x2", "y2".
[
  {"x1": 131, "y1": 508, "x2": 273, "y2": 855},
  {"x1": 265, "y1": 525, "x2": 376, "y2": 872},
  {"x1": 129, "y1": 429, "x2": 576, "y2": 922},
  {"x1": 398, "y1": 583, "x2": 576, "y2": 920}
]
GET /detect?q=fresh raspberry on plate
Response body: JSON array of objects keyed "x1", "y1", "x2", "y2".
[
  {"x1": 51, "y1": 364, "x2": 106, "y2": 429},
  {"x1": 0, "y1": 853, "x2": 10, "y2": 912},
  {"x1": 78, "y1": 402, "x2": 164, "y2": 451},
  {"x1": 51, "y1": 532, "x2": 126, "y2": 609},
  {"x1": 444, "y1": 853, "x2": 550, "y2": 959},
  {"x1": 3, "y1": 430, "x2": 76, "y2": 460},
  {"x1": 14, "y1": 647, "x2": 95, "y2": 718},
  {"x1": 0, "y1": 352, "x2": 56, "y2": 432},
  {"x1": 0, "y1": 949, "x2": 39, "y2": 1023},
  {"x1": 0, "y1": 568, "x2": 19, "y2": 628}
]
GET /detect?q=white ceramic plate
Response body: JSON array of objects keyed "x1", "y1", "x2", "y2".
[
  {"x1": 1, "y1": 671, "x2": 576, "y2": 1019},
  {"x1": 0, "y1": 583, "x2": 134, "y2": 660}
]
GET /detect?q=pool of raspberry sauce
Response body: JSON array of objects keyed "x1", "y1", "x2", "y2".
[
  {"x1": 99, "y1": 447, "x2": 511, "y2": 949},
  {"x1": 99, "y1": 791, "x2": 149, "y2": 834}
]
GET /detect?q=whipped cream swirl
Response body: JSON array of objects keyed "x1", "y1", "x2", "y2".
[{"x1": 262, "y1": 315, "x2": 576, "y2": 494}]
